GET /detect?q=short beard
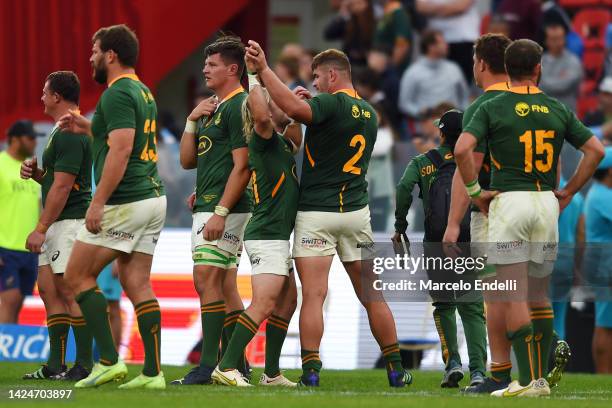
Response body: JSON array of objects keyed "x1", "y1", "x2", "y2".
[{"x1": 93, "y1": 65, "x2": 108, "y2": 84}]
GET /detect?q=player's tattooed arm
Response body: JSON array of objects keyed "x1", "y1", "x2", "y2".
[{"x1": 245, "y1": 40, "x2": 313, "y2": 124}]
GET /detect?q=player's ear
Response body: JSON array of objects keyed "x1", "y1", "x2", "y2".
[{"x1": 228, "y1": 63, "x2": 238, "y2": 76}]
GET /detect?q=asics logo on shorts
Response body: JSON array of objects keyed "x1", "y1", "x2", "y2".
[
  {"x1": 51, "y1": 251, "x2": 60, "y2": 262},
  {"x1": 197, "y1": 225, "x2": 205, "y2": 235}
]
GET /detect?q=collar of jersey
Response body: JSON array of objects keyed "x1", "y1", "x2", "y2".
[
  {"x1": 333, "y1": 89, "x2": 361, "y2": 99},
  {"x1": 485, "y1": 82, "x2": 510, "y2": 92},
  {"x1": 219, "y1": 86, "x2": 245, "y2": 104},
  {"x1": 508, "y1": 85, "x2": 542, "y2": 94},
  {"x1": 108, "y1": 73, "x2": 140, "y2": 87}
]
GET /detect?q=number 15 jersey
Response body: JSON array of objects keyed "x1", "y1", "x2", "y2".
[
  {"x1": 301, "y1": 89, "x2": 377, "y2": 212},
  {"x1": 464, "y1": 86, "x2": 592, "y2": 192}
]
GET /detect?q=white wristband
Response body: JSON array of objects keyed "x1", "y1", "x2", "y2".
[
  {"x1": 184, "y1": 119, "x2": 197, "y2": 134},
  {"x1": 247, "y1": 73, "x2": 260, "y2": 91},
  {"x1": 214, "y1": 205, "x2": 229, "y2": 217},
  {"x1": 465, "y1": 179, "x2": 482, "y2": 198}
]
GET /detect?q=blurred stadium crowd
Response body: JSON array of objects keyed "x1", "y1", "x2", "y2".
[{"x1": 3, "y1": 0, "x2": 612, "y2": 234}]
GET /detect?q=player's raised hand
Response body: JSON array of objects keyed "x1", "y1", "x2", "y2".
[
  {"x1": 471, "y1": 190, "x2": 499, "y2": 215},
  {"x1": 293, "y1": 86, "x2": 312, "y2": 100},
  {"x1": 554, "y1": 189, "x2": 573, "y2": 211},
  {"x1": 58, "y1": 109, "x2": 91, "y2": 135},
  {"x1": 188, "y1": 97, "x2": 217, "y2": 122},
  {"x1": 245, "y1": 40, "x2": 268, "y2": 73}
]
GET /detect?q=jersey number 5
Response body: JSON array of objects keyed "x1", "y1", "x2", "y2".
[
  {"x1": 342, "y1": 134, "x2": 366, "y2": 175},
  {"x1": 518, "y1": 130, "x2": 554, "y2": 173}
]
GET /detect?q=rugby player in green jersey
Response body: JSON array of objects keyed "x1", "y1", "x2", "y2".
[
  {"x1": 246, "y1": 41, "x2": 412, "y2": 387},
  {"x1": 20, "y1": 71, "x2": 93, "y2": 381},
  {"x1": 446, "y1": 33, "x2": 572, "y2": 394},
  {"x1": 211, "y1": 57, "x2": 302, "y2": 388},
  {"x1": 444, "y1": 33, "x2": 514, "y2": 394},
  {"x1": 455, "y1": 39, "x2": 604, "y2": 397},
  {"x1": 394, "y1": 109, "x2": 488, "y2": 390},
  {"x1": 59, "y1": 25, "x2": 167, "y2": 389},
  {"x1": 173, "y1": 36, "x2": 251, "y2": 385}
]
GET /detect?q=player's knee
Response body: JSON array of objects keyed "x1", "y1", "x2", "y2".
[{"x1": 251, "y1": 296, "x2": 278, "y2": 318}]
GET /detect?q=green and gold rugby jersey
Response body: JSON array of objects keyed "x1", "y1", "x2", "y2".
[
  {"x1": 464, "y1": 86, "x2": 593, "y2": 192},
  {"x1": 244, "y1": 131, "x2": 299, "y2": 241},
  {"x1": 395, "y1": 145, "x2": 454, "y2": 233},
  {"x1": 90, "y1": 74, "x2": 165, "y2": 205},
  {"x1": 301, "y1": 89, "x2": 376, "y2": 212},
  {"x1": 464, "y1": 82, "x2": 510, "y2": 211},
  {"x1": 193, "y1": 87, "x2": 251, "y2": 213},
  {"x1": 41, "y1": 126, "x2": 92, "y2": 220}
]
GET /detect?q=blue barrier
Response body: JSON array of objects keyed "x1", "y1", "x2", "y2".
[{"x1": 0, "y1": 324, "x2": 75, "y2": 363}]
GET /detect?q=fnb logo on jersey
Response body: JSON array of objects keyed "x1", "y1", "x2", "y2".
[{"x1": 515, "y1": 102, "x2": 549, "y2": 117}]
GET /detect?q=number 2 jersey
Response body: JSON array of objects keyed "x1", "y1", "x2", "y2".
[
  {"x1": 90, "y1": 74, "x2": 165, "y2": 205},
  {"x1": 301, "y1": 89, "x2": 377, "y2": 212},
  {"x1": 464, "y1": 86, "x2": 593, "y2": 192}
]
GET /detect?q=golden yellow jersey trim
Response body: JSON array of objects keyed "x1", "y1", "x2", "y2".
[
  {"x1": 108, "y1": 73, "x2": 140, "y2": 87},
  {"x1": 485, "y1": 82, "x2": 511, "y2": 92},
  {"x1": 333, "y1": 88, "x2": 361, "y2": 99},
  {"x1": 509, "y1": 86, "x2": 542, "y2": 95}
]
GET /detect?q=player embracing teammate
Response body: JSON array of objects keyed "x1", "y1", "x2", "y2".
[{"x1": 245, "y1": 41, "x2": 412, "y2": 387}]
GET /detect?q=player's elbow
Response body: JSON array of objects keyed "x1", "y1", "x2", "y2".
[{"x1": 180, "y1": 155, "x2": 197, "y2": 170}]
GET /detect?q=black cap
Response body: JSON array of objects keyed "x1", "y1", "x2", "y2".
[
  {"x1": 434, "y1": 109, "x2": 463, "y2": 138},
  {"x1": 7, "y1": 120, "x2": 43, "y2": 138}
]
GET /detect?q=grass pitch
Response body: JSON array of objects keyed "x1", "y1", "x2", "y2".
[{"x1": 1, "y1": 363, "x2": 611, "y2": 407}]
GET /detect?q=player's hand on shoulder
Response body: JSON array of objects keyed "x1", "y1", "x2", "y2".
[
  {"x1": 554, "y1": 189, "x2": 573, "y2": 211},
  {"x1": 188, "y1": 97, "x2": 217, "y2": 122},
  {"x1": 25, "y1": 230, "x2": 45, "y2": 253},
  {"x1": 245, "y1": 40, "x2": 268, "y2": 73},
  {"x1": 471, "y1": 190, "x2": 498, "y2": 215},
  {"x1": 58, "y1": 109, "x2": 90, "y2": 135},
  {"x1": 203, "y1": 214, "x2": 225, "y2": 241}
]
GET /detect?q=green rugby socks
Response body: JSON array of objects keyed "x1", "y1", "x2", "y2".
[
  {"x1": 135, "y1": 299, "x2": 162, "y2": 376},
  {"x1": 508, "y1": 324, "x2": 535, "y2": 386},
  {"x1": 218, "y1": 312, "x2": 259, "y2": 371},
  {"x1": 531, "y1": 306, "x2": 554, "y2": 378},
  {"x1": 381, "y1": 343, "x2": 403, "y2": 372},
  {"x1": 46, "y1": 314, "x2": 70, "y2": 372},
  {"x1": 200, "y1": 301, "x2": 226, "y2": 367},
  {"x1": 71, "y1": 315, "x2": 93, "y2": 370},
  {"x1": 75, "y1": 287, "x2": 118, "y2": 366},
  {"x1": 265, "y1": 315, "x2": 290, "y2": 377}
]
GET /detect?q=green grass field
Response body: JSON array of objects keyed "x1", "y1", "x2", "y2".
[{"x1": 1, "y1": 363, "x2": 611, "y2": 407}]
